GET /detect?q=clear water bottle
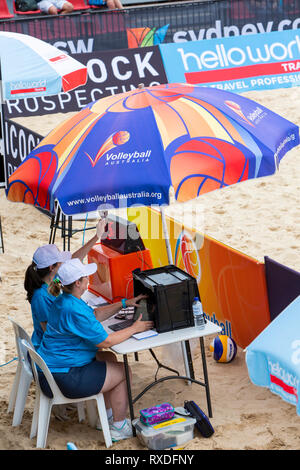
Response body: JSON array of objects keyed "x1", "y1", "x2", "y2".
[{"x1": 192, "y1": 297, "x2": 205, "y2": 329}]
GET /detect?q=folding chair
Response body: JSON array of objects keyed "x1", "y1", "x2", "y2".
[
  {"x1": 7, "y1": 318, "x2": 34, "y2": 426},
  {"x1": 71, "y1": 0, "x2": 90, "y2": 10},
  {"x1": 21, "y1": 340, "x2": 112, "y2": 448}
]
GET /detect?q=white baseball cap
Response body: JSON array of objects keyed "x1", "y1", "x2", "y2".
[
  {"x1": 57, "y1": 258, "x2": 97, "y2": 286},
  {"x1": 33, "y1": 244, "x2": 72, "y2": 269}
]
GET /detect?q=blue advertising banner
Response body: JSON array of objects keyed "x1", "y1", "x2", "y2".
[{"x1": 159, "y1": 29, "x2": 300, "y2": 92}]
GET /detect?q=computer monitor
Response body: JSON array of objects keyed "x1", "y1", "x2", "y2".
[
  {"x1": 100, "y1": 214, "x2": 145, "y2": 255},
  {"x1": 133, "y1": 265, "x2": 199, "y2": 333}
]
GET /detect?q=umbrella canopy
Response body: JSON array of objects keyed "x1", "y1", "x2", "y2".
[
  {"x1": 0, "y1": 31, "x2": 87, "y2": 100},
  {"x1": 246, "y1": 295, "x2": 300, "y2": 415},
  {"x1": 6, "y1": 83, "x2": 299, "y2": 215}
]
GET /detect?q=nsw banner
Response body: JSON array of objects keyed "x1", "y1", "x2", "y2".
[{"x1": 159, "y1": 29, "x2": 300, "y2": 92}]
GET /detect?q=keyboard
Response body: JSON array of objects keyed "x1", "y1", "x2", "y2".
[{"x1": 109, "y1": 318, "x2": 134, "y2": 331}]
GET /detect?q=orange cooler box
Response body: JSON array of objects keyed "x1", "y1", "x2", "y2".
[{"x1": 88, "y1": 243, "x2": 153, "y2": 303}]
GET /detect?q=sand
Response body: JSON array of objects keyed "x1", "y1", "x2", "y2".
[{"x1": 0, "y1": 87, "x2": 299, "y2": 451}]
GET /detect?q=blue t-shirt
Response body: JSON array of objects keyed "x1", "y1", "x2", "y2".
[
  {"x1": 37, "y1": 292, "x2": 108, "y2": 373},
  {"x1": 31, "y1": 283, "x2": 56, "y2": 349}
]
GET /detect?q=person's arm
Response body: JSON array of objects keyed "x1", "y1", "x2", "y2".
[
  {"x1": 40, "y1": 321, "x2": 47, "y2": 332},
  {"x1": 93, "y1": 294, "x2": 147, "y2": 322},
  {"x1": 96, "y1": 314, "x2": 154, "y2": 348},
  {"x1": 72, "y1": 219, "x2": 106, "y2": 261}
]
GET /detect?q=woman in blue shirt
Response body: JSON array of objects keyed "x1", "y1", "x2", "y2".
[
  {"x1": 38, "y1": 257, "x2": 153, "y2": 442},
  {"x1": 24, "y1": 219, "x2": 106, "y2": 349}
]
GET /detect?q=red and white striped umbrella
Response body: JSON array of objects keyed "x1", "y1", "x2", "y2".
[{"x1": 0, "y1": 31, "x2": 87, "y2": 101}]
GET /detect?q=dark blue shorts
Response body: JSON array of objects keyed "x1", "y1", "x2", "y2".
[{"x1": 38, "y1": 360, "x2": 107, "y2": 399}]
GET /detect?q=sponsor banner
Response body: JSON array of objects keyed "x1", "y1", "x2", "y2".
[
  {"x1": 0, "y1": 1, "x2": 300, "y2": 52},
  {"x1": 159, "y1": 29, "x2": 300, "y2": 92},
  {"x1": 3, "y1": 118, "x2": 43, "y2": 183},
  {"x1": 268, "y1": 358, "x2": 299, "y2": 406},
  {"x1": 3, "y1": 46, "x2": 167, "y2": 118},
  {"x1": 128, "y1": 206, "x2": 270, "y2": 349}
]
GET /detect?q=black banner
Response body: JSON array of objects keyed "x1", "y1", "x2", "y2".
[
  {"x1": 3, "y1": 119, "x2": 43, "y2": 181},
  {"x1": 0, "y1": 1, "x2": 299, "y2": 53},
  {"x1": 3, "y1": 46, "x2": 168, "y2": 118}
]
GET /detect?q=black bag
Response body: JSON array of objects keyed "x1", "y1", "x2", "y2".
[
  {"x1": 15, "y1": 0, "x2": 38, "y2": 11},
  {"x1": 184, "y1": 400, "x2": 214, "y2": 438}
]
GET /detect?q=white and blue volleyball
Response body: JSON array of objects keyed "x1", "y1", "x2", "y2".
[{"x1": 209, "y1": 335, "x2": 237, "y2": 363}]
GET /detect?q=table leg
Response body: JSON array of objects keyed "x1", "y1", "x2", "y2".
[
  {"x1": 200, "y1": 336, "x2": 212, "y2": 418},
  {"x1": 123, "y1": 354, "x2": 136, "y2": 436}
]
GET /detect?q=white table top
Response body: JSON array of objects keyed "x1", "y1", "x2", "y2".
[{"x1": 103, "y1": 316, "x2": 222, "y2": 355}]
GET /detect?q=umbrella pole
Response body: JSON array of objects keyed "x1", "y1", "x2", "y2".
[
  {"x1": 160, "y1": 206, "x2": 173, "y2": 264},
  {"x1": 160, "y1": 206, "x2": 193, "y2": 384},
  {"x1": 0, "y1": 71, "x2": 8, "y2": 190}
]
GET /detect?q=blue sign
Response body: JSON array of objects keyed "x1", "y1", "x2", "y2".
[{"x1": 159, "y1": 29, "x2": 300, "y2": 92}]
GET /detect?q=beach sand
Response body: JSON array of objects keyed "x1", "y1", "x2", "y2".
[{"x1": 0, "y1": 87, "x2": 299, "y2": 450}]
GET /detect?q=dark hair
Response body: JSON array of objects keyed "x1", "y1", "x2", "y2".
[
  {"x1": 24, "y1": 262, "x2": 59, "y2": 303},
  {"x1": 61, "y1": 277, "x2": 84, "y2": 295}
]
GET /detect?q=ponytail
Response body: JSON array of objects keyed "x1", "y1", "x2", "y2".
[
  {"x1": 48, "y1": 278, "x2": 62, "y2": 297},
  {"x1": 24, "y1": 262, "x2": 58, "y2": 303}
]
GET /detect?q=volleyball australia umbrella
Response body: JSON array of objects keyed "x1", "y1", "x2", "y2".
[
  {"x1": 0, "y1": 31, "x2": 87, "y2": 100},
  {"x1": 6, "y1": 83, "x2": 299, "y2": 220}
]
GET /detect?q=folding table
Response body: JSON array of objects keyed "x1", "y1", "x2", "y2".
[{"x1": 103, "y1": 317, "x2": 221, "y2": 433}]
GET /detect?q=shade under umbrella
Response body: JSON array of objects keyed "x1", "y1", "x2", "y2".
[{"x1": 6, "y1": 83, "x2": 299, "y2": 215}]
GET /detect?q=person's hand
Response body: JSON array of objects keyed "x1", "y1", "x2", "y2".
[
  {"x1": 133, "y1": 314, "x2": 154, "y2": 333},
  {"x1": 106, "y1": 0, "x2": 123, "y2": 9},
  {"x1": 125, "y1": 294, "x2": 147, "y2": 308},
  {"x1": 96, "y1": 218, "x2": 106, "y2": 240}
]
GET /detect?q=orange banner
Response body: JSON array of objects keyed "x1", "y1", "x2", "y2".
[{"x1": 128, "y1": 206, "x2": 270, "y2": 349}]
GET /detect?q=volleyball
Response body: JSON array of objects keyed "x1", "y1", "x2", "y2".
[
  {"x1": 209, "y1": 335, "x2": 237, "y2": 363},
  {"x1": 112, "y1": 131, "x2": 130, "y2": 146}
]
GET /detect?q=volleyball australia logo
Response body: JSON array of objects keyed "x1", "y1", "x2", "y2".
[
  {"x1": 224, "y1": 100, "x2": 255, "y2": 126},
  {"x1": 85, "y1": 131, "x2": 151, "y2": 167},
  {"x1": 225, "y1": 100, "x2": 265, "y2": 126}
]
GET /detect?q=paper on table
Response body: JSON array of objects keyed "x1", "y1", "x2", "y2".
[
  {"x1": 81, "y1": 291, "x2": 108, "y2": 307},
  {"x1": 132, "y1": 330, "x2": 158, "y2": 340}
]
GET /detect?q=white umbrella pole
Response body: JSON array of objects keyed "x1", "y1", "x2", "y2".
[
  {"x1": 160, "y1": 206, "x2": 192, "y2": 384},
  {"x1": 160, "y1": 205, "x2": 173, "y2": 264},
  {"x1": 0, "y1": 68, "x2": 8, "y2": 189}
]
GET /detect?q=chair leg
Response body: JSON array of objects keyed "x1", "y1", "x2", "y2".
[
  {"x1": 86, "y1": 400, "x2": 97, "y2": 428},
  {"x1": 36, "y1": 394, "x2": 52, "y2": 448},
  {"x1": 96, "y1": 395, "x2": 112, "y2": 448},
  {"x1": 77, "y1": 402, "x2": 85, "y2": 422},
  {"x1": 12, "y1": 368, "x2": 32, "y2": 426},
  {"x1": 7, "y1": 362, "x2": 21, "y2": 413},
  {"x1": 30, "y1": 388, "x2": 40, "y2": 439}
]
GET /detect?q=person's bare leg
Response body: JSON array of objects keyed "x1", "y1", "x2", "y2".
[
  {"x1": 96, "y1": 351, "x2": 118, "y2": 410},
  {"x1": 101, "y1": 362, "x2": 132, "y2": 422}
]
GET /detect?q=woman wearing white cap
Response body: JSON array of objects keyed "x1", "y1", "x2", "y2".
[
  {"x1": 37, "y1": 257, "x2": 153, "y2": 442},
  {"x1": 24, "y1": 219, "x2": 106, "y2": 349}
]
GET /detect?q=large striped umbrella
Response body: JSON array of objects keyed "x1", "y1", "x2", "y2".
[
  {"x1": 0, "y1": 31, "x2": 87, "y2": 100},
  {"x1": 6, "y1": 83, "x2": 299, "y2": 216}
]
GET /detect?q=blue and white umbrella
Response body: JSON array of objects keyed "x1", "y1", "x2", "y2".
[
  {"x1": 246, "y1": 295, "x2": 300, "y2": 415},
  {"x1": 0, "y1": 31, "x2": 87, "y2": 101}
]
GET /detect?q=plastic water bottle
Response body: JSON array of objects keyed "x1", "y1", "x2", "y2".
[{"x1": 192, "y1": 297, "x2": 205, "y2": 329}]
